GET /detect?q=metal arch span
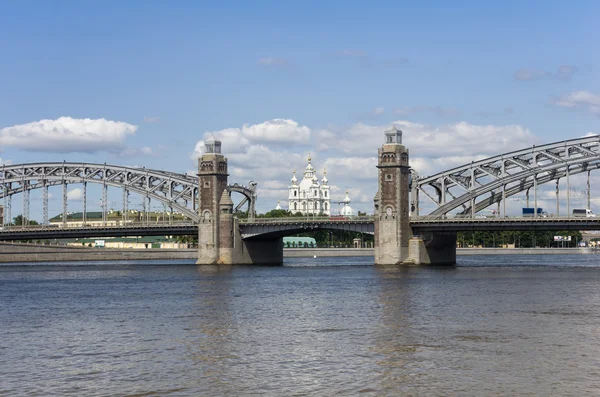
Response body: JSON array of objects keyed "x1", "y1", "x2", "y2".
[
  {"x1": 414, "y1": 135, "x2": 600, "y2": 218},
  {"x1": 0, "y1": 162, "x2": 257, "y2": 223}
]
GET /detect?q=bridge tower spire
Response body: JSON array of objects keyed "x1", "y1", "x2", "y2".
[
  {"x1": 374, "y1": 125, "x2": 412, "y2": 264},
  {"x1": 197, "y1": 137, "x2": 229, "y2": 264}
]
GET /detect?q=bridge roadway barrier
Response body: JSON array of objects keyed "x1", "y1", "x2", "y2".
[
  {"x1": 0, "y1": 242, "x2": 594, "y2": 263},
  {"x1": 2, "y1": 217, "x2": 599, "y2": 243}
]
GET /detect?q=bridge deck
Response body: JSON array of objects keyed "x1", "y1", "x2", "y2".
[
  {"x1": 1, "y1": 217, "x2": 599, "y2": 241},
  {"x1": 411, "y1": 217, "x2": 600, "y2": 232}
]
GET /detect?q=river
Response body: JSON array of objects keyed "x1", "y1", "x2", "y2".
[{"x1": 1, "y1": 255, "x2": 600, "y2": 396}]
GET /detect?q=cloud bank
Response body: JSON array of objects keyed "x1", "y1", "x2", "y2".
[
  {"x1": 192, "y1": 118, "x2": 542, "y2": 214},
  {"x1": 0, "y1": 117, "x2": 138, "y2": 153},
  {"x1": 552, "y1": 91, "x2": 600, "y2": 116}
]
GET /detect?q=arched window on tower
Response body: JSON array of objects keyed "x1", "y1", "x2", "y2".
[
  {"x1": 294, "y1": 190, "x2": 297, "y2": 197},
  {"x1": 303, "y1": 191, "x2": 306, "y2": 198},
  {"x1": 314, "y1": 202, "x2": 318, "y2": 210},
  {"x1": 294, "y1": 202, "x2": 297, "y2": 210},
  {"x1": 324, "y1": 191, "x2": 327, "y2": 197},
  {"x1": 303, "y1": 202, "x2": 307, "y2": 210},
  {"x1": 324, "y1": 203, "x2": 328, "y2": 210},
  {"x1": 315, "y1": 190, "x2": 318, "y2": 196}
]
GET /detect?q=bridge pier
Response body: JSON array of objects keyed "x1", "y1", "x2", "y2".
[
  {"x1": 196, "y1": 138, "x2": 283, "y2": 265},
  {"x1": 407, "y1": 232, "x2": 457, "y2": 265},
  {"x1": 374, "y1": 126, "x2": 456, "y2": 266}
]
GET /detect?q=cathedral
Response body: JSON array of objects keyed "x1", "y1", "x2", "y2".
[{"x1": 288, "y1": 155, "x2": 331, "y2": 215}]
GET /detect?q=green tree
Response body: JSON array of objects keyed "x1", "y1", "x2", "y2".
[
  {"x1": 12, "y1": 214, "x2": 39, "y2": 226},
  {"x1": 259, "y1": 209, "x2": 296, "y2": 218},
  {"x1": 175, "y1": 235, "x2": 198, "y2": 244}
]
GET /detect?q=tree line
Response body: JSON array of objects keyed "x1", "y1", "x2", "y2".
[{"x1": 457, "y1": 230, "x2": 583, "y2": 248}]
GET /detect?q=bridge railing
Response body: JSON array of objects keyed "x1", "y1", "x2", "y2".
[
  {"x1": 237, "y1": 216, "x2": 375, "y2": 224},
  {"x1": 411, "y1": 216, "x2": 600, "y2": 222},
  {"x1": 0, "y1": 220, "x2": 197, "y2": 232}
]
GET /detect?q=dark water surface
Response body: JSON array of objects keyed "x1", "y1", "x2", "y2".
[{"x1": 2, "y1": 255, "x2": 600, "y2": 396}]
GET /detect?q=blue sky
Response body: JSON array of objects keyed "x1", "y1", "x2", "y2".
[{"x1": 1, "y1": 1, "x2": 599, "y2": 217}]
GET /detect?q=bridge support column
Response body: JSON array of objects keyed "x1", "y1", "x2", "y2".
[
  {"x1": 407, "y1": 232, "x2": 457, "y2": 265},
  {"x1": 196, "y1": 138, "x2": 284, "y2": 265},
  {"x1": 374, "y1": 126, "x2": 456, "y2": 266},
  {"x1": 196, "y1": 138, "x2": 228, "y2": 264},
  {"x1": 374, "y1": 126, "x2": 412, "y2": 265}
]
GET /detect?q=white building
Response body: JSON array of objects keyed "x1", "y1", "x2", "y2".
[
  {"x1": 288, "y1": 155, "x2": 331, "y2": 215},
  {"x1": 339, "y1": 190, "x2": 354, "y2": 216}
]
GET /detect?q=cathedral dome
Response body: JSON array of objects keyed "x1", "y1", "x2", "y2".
[
  {"x1": 343, "y1": 190, "x2": 351, "y2": 204},
  {"x1": 299, "y1": 176, "x2": 317, "y2": 191},
  {"x1": 340, "y1": 190, "x2": 354, "y2": 216},
  {"x1": 304, "y1": 154, "x2": 315, "y2": 175}
]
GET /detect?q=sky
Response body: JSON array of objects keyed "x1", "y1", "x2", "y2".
[{"x1": 0, "y1": 0, "x2": 599, "y2": 219}]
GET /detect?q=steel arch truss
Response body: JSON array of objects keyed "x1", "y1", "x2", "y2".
[
  {"x1": 0, "y1": 162, "x2": 257, "y2": 223},
  {"x1": 414, "y1": 136, "x2": 600, "y2": 218}
]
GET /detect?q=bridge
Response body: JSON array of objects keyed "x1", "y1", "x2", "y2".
[
  {"x1": 3, "y1": 216, "x2": 600, "y2": 241},
  {"x1": 2, "y1": 130, "x2": 600, "y2": 265},
  {"x1": 0, "y1": 162, "x2": 257, "y2": 225}
]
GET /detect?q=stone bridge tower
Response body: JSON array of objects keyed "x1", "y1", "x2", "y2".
[
  {"x1": 374, "y1": 126, "x2": 412, "y2": 264},
  {"x1": 196, "y1": 137, "x2": 284, "y2": 265},
  {"x1": 197, "y1": 137, "x2": 229, "y2": 264}
]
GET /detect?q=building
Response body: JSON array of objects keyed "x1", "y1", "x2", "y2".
[
  {"x1": 49, "y1": 210, "x2": 186, "y2": 227},
  {"x1": 65, "y1": 236, "x2": 190, "y2": 249},
  {"x1": 338, "y1": 190, "x2": 355, "y2": 216},
  {"x1": 288, "y1": 155, "x2": 331, "y2": 215}
]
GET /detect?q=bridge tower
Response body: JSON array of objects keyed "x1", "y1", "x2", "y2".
[
  {"x1": 374, "y1": 126, "x2": 412, "y2": 264},
  {"x1": 197, "y1": 137, "x2": 229, "y2": 264},
  {"x1": 196, "y1": 138, "x2": 283, "y2": 265}
]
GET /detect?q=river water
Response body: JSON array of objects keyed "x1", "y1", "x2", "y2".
[{"x1": 1, "y1": 255, "x2": 600, "y2": 396}]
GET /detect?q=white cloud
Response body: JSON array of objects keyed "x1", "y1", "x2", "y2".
[
  {"x1": 0, "y1": 117, "x2": 137, "y2": 153},
  {"x1": 337, "y1": 49, "x2": 367, "y2": 58},
  {"x1": 395, "y1": 106, "x2": 460, "y2": 118},
  {"x1": 552, "y1": 91, "x2": 600, "y2": 116},
  {"x1": 191, "y1": 119, "x2": 311, "y2": 160},
  {"x1": 117, "y1": 146, "x2": 155, "y2": 158},
  {"x1": 258, "y1": 57, "x2": 289, "y2": 67},
  {"x1": 513, "y1": 69, "x2": 550, "y2": 81},
  {"x1": 67, "y1": 188, "x2": 83, "y2": 201},
  {"x1": 513, "y1": 65, "x2": 577, "y2": 81},
  {"x1": 322, "y1": 157, "x2": 377, "y2": 181},
  {"x1": 242, "y1": 119, "x2": 311, "y2": 143},
  {"x1": 191, "y1": 118, "x2": 545, "y2": 214},
  {"x1": 141, "y1": 146, "x2": 153, "y2": 155},
  {"x1": 316, "y1": 120, "x2": 537, "y2": 162}
]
